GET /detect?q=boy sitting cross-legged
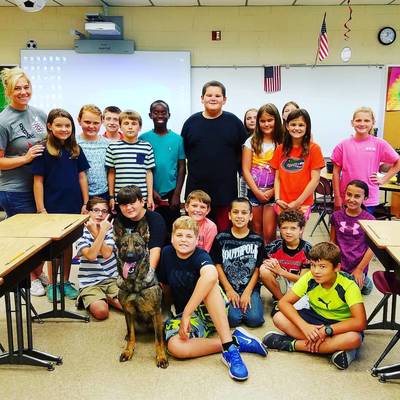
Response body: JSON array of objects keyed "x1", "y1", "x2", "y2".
[
  {"x1": 262, "y1": 242, "x2": 367, "y2": 370},
  {"x1": 158, "y1": 216, "x2": 267, "y2": 382}
]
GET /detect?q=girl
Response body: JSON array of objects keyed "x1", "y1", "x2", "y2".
[
  {"x1": 32, "y1": 108, "x2": 90, "y2": 303},
  {"x1": 242, "y1": 104, "x2": 282, "y2": 243},
  {"x1": 331, "y1": 107, "x2": 400, "y2": 214},
  {"x1": 239, "y1": 108, "x2": 258, "y2": 197},
  {"x1": 243, "y1": 108, "x2": 257, "y2": 135},
  {"x1": 281, "y1": 101, "x2": 299, "y2": 122},
  {"x1": 77, "y1": 104, "x2": 109, "y2": 200},
  {"x1": 76, "y1": 197, "x2": 122, "y2": 320},
  {"x1": 330, "y1": 180, "x2": 375, "y2": 294},
  {"x1": 270, "y1": 108, "x2": 325, "y2": 219}
]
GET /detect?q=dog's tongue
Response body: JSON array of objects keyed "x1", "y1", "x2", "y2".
[{"x1": 122, "y1": 262, "x2": 136, "y2": 279}]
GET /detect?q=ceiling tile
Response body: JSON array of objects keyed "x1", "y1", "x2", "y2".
[
  {"x1": 152, "y1": 0, "x2": 198, "y2": 5},
  {"x1": 105, "y1": 0, "x2": 152, "y2": 6},
  {"x1": 200, "y1": 0, "x2": 246, "y2": 5},
  {"x1": 295, "y1": 0, "x2": 341, "y2": 4},
  {"x1": 248, "y1": 0, "x2": 294, "y2": 4}
]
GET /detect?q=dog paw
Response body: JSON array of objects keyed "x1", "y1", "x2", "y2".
[
  {"x1": 119, "y1": 350, "x2": 134, "y2": 362},
  {"x1": 156, "y1": 356, "x2": 169, "y2": 369}
]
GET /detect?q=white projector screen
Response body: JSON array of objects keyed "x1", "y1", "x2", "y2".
[{"x1": 21, "y1": 50, "x2": 191, "y2": 134}]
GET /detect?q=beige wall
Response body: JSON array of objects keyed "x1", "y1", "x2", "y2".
[{"x1": 0, "y1": 5, "x2": 399, "y2": 66}]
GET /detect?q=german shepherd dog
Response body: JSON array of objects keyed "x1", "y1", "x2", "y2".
[{"x1": 114, "y1": 218, "x2": 168, "y2": 368}]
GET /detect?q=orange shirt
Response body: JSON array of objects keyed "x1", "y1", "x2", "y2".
[{"x1": 270, "y1": 142, "x2": 325, "y2": 206}]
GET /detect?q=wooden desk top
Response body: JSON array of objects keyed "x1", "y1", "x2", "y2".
[
  {"x1": 0, "y1": 214, "x2": 89, "y2": 240},
  {"x1": 0, "y1": 237, "x2": 50, "y2": 279},
  {"x1": 386, "y1": 246, "x2": 400, "y2": 264},
  {"x1": 359, "y1": 219, "x2": 400, "y2": 248}
]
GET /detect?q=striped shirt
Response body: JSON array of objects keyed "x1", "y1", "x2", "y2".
[
  {"x1": 105, "y1": 139, "x2": 155, "y2": 200},
  {"x1": 76, "y1": 227, "x2": 118, "y2": 289}
]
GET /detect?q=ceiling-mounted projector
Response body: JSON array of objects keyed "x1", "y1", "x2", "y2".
[{"x1": 85, "y1": 21, "x2": 121, "y2": 36}]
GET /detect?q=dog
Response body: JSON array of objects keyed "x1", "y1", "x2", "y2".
[{"x1": 114, "y1": 218, "x2": 168, "y2": 369}]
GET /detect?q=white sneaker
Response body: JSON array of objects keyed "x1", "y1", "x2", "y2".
[
  {"x1": 38, "y1": 272, "x2": 49, "y2": 287},
  {"x1": 31, "y1": 279, "x2": 45, "y2": 297}
]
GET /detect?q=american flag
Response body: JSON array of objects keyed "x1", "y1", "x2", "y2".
[
  {"x1": 264, "y1": 66, "x2": 281, "y2": 93},
  {"x1": 318, "y1": 13, "x2": 329, "y2": 61}
]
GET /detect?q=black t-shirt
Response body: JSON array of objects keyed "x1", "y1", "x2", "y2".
[
  {"x1": 115, "y1": 210, "x2": 166, "y2": 249},
  {"x1": 158, "y1": 245, "x2": 213, "y2": 314},
  {"x1": 210, "y1": 230, "x2": 264, "y2": 293},
  {"x1": 181, "y1": 111, "x2": 247, "y2": 206}
]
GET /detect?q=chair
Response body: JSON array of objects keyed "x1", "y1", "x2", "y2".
[
  {"x1": 373, "y1": 202, "x2": 393, "y2": 221},
  {"x1": 310, "y1": 176, "x2": 334, "y2": 236},
  {"x1": 370, "y1": 271, "x2": 400, "y2": 382}
]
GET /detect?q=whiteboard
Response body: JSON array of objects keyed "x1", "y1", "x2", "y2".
[
  {"x1": 20, "y1": 50, "x2": 191, "y2": 134},
  {"x1": 192, "y1": 66, "x2": 386, "y2": 156}
]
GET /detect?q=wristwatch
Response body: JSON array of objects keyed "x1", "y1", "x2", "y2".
[{"x1": 325, "y1": 325, "x2": 334, "y2": 337}]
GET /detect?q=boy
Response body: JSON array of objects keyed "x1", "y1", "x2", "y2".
[
  {"x1": 158, "y1": 216, "x2": 267, "y2": 382},
  {"x1": 181, "y1": 81, "x2": 247, "y2": 232},
  {"x1": 76, "y1": 197, "x2": 122, "y2": 320},
  {"x1": 103, "y1": 106, "x2": 123, "y2": 141},
  {"x1": 210, "y1": 197, "x2": 264, "y2": 328},
  {"x1": 105, "y1": 110, "x2": 155, "y2": 211},
  {"x1": 260, "y1": 210, "x2": 312, "y2": 315},
  {"x1": 141, "y1": 100, "x2": 185, "y2": 235},
  {"x1": 185, "y1": 190, "x2": 217, "y2": 252},
  {"x1": 263, "y1": 242, "x2": 367, "y2": 370}
]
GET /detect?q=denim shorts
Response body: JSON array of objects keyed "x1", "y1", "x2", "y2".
[
  {"x1": 247, "y1": 189, "x2": 274, "y2": 207},
  {"x1": 0, "y1": 191, "x2": 36, "y2": 217}
]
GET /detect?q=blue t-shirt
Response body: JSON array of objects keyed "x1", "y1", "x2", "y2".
[
  {"x1": 158, "y1": 246, "x2": 213, "y2": 314},
  {"x1": 140, "y1": 130, "x2": 185, "y2": 197},
  {"x1": 31, "y1": 146, "x2": 90, "y2": 213}
]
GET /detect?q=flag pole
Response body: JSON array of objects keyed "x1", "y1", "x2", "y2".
[{"x1": 313, "y1": 12, "x2": 326, "y2": 67}]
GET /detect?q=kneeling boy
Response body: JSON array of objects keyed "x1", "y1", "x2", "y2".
[
  {"x1": 158, "y1": 216, "x2": 267, "y2": 381},
  {"x1": 263, "y1": 242, "x2": 366, "y2": 370}
]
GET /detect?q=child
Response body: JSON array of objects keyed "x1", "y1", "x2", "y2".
[
  {"x1": 141, "y1": 100, "x2": 186, "y2": 236},
  {"x1": 270, "y1": 108, "x2": 325, "y2": 219},
  {"x1": 263, "y1": 242, "x2": 367, "y2": 370},
  {"x1": 103, "y1": 106, "x2": 122, "y2": 141},
  {"x1": 185, "y1": 190, "x2": 217, "y2": 252},
  {"x1": 77, "y1": 104, "x2": 109, "y2": 200},
  {"x1": 243, "y1": 108, "x2": 257, "y2": 135},
  {"x1": 210, "y1": 197, "x2": 265, "y2": 328},
  {"x1": 281, "y1": 101, "x2": 299, "y2": 122},
  {"x1": 105, "y1": 110, "x2": 155, "y2": 211},
  {"x1": 242, "y1": 104, "x2": 282, "y2": 243},
  {"x1": 260, "y1": 210, "x2": 311, "y2": 315},
  {"x1": 32, "y1": 108, "x2": 89, "y2": 302},
  {"x1": 331, "y1": 107, "x2": 400, "y2": 214},
  {"x1": 182, "y1": 81, "x2": 248, "y2": 232},
  {"x1": 330, "y1": 180, "x2": 375, "y2": 295},
  {"x1": 76, "y1": 197, "x2": 122, "y2": 320},
  {"x1": 158, "y1": 216, "x2": 267, "y2": 382}
]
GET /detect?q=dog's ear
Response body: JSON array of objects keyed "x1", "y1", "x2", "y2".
[{"x1": 113, "y1": 218, "x2": 125, "y2": 244}]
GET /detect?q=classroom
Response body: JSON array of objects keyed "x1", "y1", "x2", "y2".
[{"x1": 0, "y1": 2, "x2": 400, "y2": 400}]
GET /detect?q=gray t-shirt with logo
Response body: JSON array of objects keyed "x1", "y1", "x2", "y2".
[{"x1": 0, "y1": 105, "x2": 47, "y2": 191}]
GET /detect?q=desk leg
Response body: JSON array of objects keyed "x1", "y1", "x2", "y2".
[
  {"x1": 33, "y1": 257, "x2": 89, "y2": 322},
  {"x1": 367, "y1": 293, "x2": 400, "y2": 331}
]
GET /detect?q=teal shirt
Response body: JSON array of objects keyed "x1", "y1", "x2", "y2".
[{"x1": 140, "y1": 130, "x2": 185, "y2": 196}]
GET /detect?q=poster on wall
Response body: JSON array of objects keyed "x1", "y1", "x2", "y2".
[
  {"x1": 0, "y1": 65, "x2": 17, "y2": 112},
  {"x1": 386, "y1": 66, "x2": 400, "y2": 112}
]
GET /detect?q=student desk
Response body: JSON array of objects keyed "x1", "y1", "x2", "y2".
[
  {"x1": 0, "y1": 214, "x2": 89, "y2": 322},
  {"x1": 0, "y1": 237, "x2": 62, "y2": 370},
  {"x1": 359, "y1": 219, "x2": 400, "y2": 330}
]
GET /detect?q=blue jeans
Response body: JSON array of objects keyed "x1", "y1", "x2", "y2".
[
  {"x1": 228, "y1": 289, "x2": 265, "y2": 328},
  {"x1": 0, "y1": 191, "x2": 36, "y2": 217},
  {"x1": 361, "y1": 274, "x2": 374, "y2": 295}
]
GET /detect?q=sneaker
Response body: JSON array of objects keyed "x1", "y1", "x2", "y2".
[
  {"x1": 31, "y1": 279, "x2": 45, "y2": 297},
  {"x1": 47, "y1": 284, "x2": 61, "y2": 303},
  {"x1": 262, "y1": 331, "x2": 295, "y2": 352},
  {"x1": 38, "y1": 272, "x2": 49, "y2": 287},
  {"x1": 71, "y1": 256, "x2": 81, "y2": 265},
  {"x1": 331, "y1": 350, "x2": 354, "y2": 370},
  {"x1": 63, "y1": 281, "x2": 79, "y2": 300},
  {"x1": 232, "y1": 327, "x2": 268, "y2": 357},
  {"x1": 270, "y1": 300, "x2": 280, "y2": 317},
  {"x1": 221, "y1": 344, "x2": 249, "y2": 381}
]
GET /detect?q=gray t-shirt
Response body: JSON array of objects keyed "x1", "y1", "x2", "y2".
[{"x1": 0, "y1": 105, "x2": 47, "y2": 192}]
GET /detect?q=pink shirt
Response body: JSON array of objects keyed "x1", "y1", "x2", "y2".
[
  {"x1": 197, "y1": 218, "x2": 218, "y2": 252},
  {"x1": 331, "y1": 135, "x2": 399, "y2": 206}
]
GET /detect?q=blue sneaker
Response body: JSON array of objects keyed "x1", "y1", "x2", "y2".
[
  {"x1": 221, "y1": 344, "x2": 248, "y2": 381},
  {"x1": 233, "y1": 327, "x2": 268, "y2": 357}
]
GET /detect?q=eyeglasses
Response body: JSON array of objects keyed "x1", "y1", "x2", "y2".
[{"x1": 91, "y1": 208, "x2": 108, "y2": 215}]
